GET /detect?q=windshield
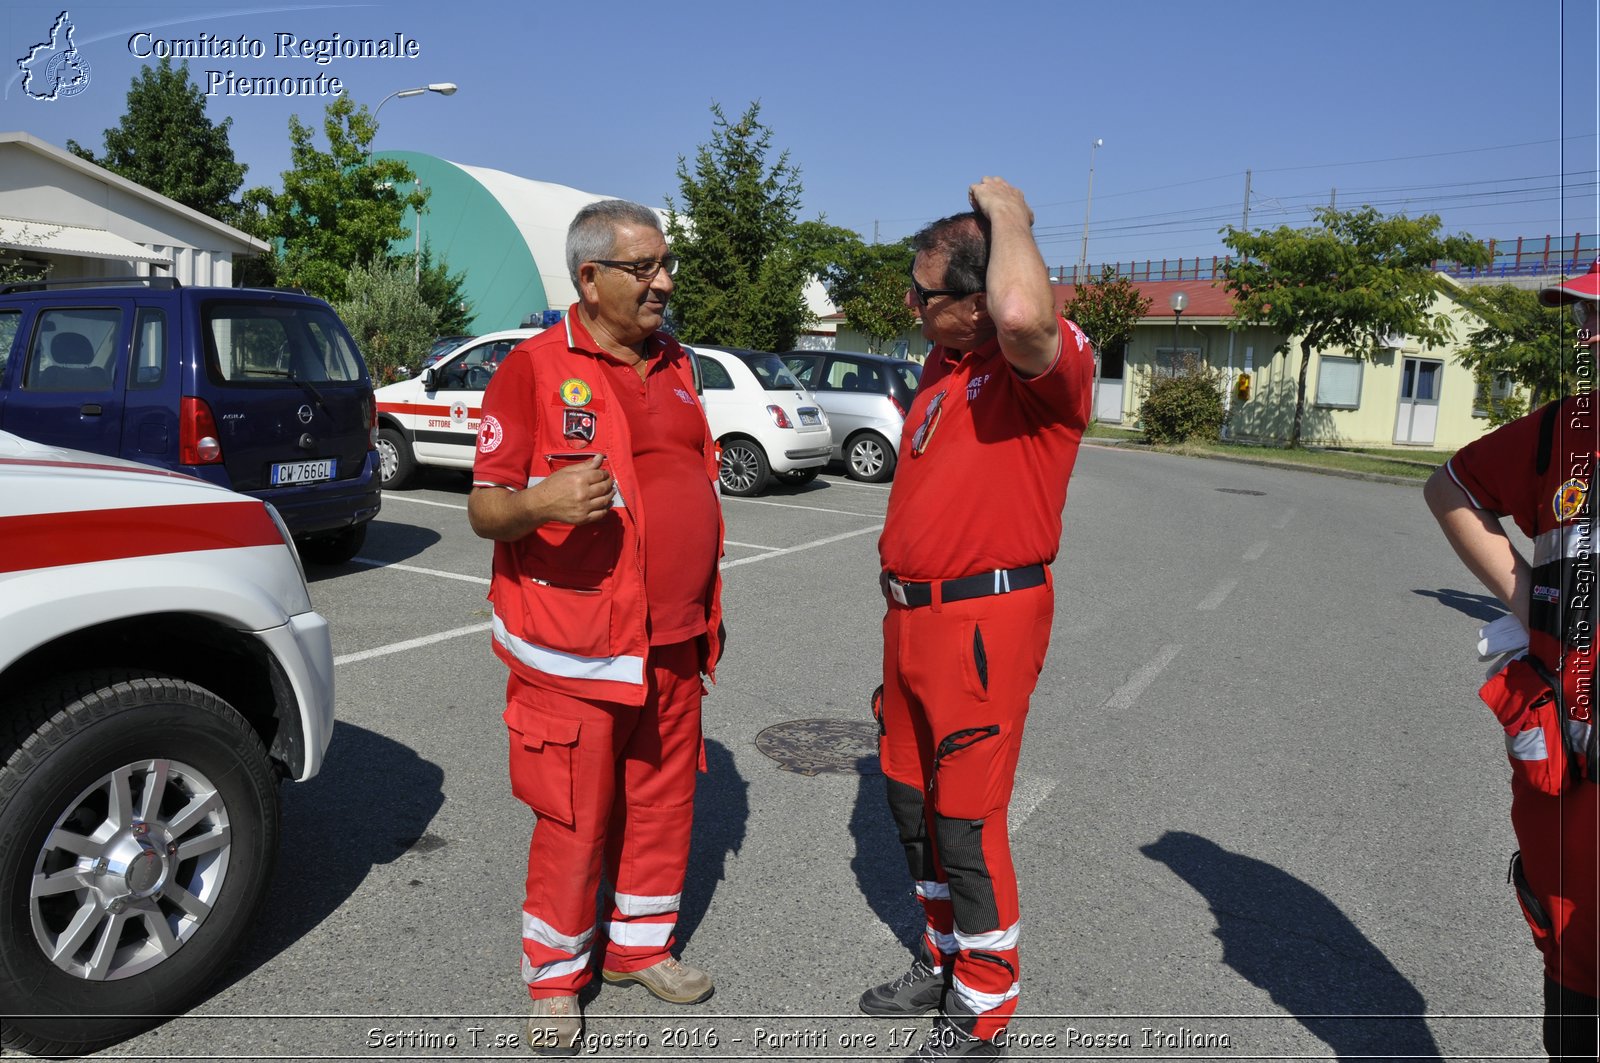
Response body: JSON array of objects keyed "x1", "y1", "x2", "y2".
[
  {"x1": 738, "y1": 352, "x2": 806, "y2": 391},
  {"x1": 204, "y1": 302, "x2": 365, "y2": 384}
]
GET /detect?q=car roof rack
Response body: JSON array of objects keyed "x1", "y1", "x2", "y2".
[{"x1": 0, "y1": 275, "x2": 182, "y2": 295}]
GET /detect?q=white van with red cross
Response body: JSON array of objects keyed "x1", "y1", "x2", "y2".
[
  {"x1": 0, "y1": 430, "x2": 335, "y2": 1058},
  {"x1": 372, "y1": 328, "x2": 543, "y2": 488}
]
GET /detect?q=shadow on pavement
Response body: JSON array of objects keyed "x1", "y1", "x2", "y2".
[
  {"x1": 1141, "y1": 831, "x2": 1441, "y2": 1061},
  {"x1": 225, "y1": 720, "x2": 447, "y2": 981},
  {"x1": 850, "y1": 772, "x2": 923, "y2": 955},
  {"x1": 1413, "y1": 587, "x2": 1507, "y2": 623},
  {"x1": 677, "y1": 739, "x2": 749, "y2": 950}
]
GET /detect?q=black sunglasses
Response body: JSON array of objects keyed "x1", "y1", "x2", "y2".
[
  {"x1": 591, "y1": 254, "x2": 678, "y2": 281},
  {"x1": 908, "y1": 259, "x2": 977, "y2": 306}
]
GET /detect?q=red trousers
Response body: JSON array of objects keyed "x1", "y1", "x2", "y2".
[
  {"x1": 878, "y1": 577, "x2": 1054, "y2": 1040},
  {"x1": 504, "y1": 639, "x2": 703, "y2": 999},
  {"x1": 1512, "y1": 778, "x2": 1600, "y2": 1001}
]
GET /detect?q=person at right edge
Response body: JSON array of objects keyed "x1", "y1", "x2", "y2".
[
  {"x1": 1425, "y1": 257, "x2": 1600, "y2": 1061},
  {"x1": 861, "y1": 176, "x2": 1093, "y2": 1060}
]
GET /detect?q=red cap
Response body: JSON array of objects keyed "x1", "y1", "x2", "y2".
[{"x1": 1539, "y1": 257, "x2": 1600, "y2": 306}]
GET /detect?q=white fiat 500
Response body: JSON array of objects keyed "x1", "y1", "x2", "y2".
[
  {"x1": 687, "y1": 345, "x2": 832, "y2": 496},
  {"x1": 0, "y1": 430, "x2": 335, "y2": 1058}
]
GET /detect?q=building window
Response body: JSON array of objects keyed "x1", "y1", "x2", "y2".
[
  {"x1": 1472, "y1": 372, "x2": 1516, "y2": 417},
  {"x1": 1314, "y1": 355, "x2": 1363, "y2": 409}
]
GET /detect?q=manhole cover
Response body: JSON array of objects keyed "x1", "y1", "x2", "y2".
[
  {"x1": 755, "y1": 719, "x2": 881, "y2": 776},
  {"x1": 1216, "y1": 488, "x2": 1267, "y2": 496}
]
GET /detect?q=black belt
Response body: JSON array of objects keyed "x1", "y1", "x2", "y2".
[{"x1": 881, "y1": 564, "x2": 1047, "y2": 607}]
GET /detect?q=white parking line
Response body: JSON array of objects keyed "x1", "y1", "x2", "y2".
[
  {"x1": 1099, "y1": 644, "x2": 1182, "y2": 713},
  {"x1": 1008, "y1": 772, "x2": 1058, "y2": 836},
  {"x1": 1195, "y1": 578, "x2": 1237, "y2": 611},
  {"x1": 334, "y1": 622, "x2": 492, "y2": 666},
  {"x1": 349, "y1": 558, "x2": 490, "y2": 585},
  {"x1": 381, "y1": 493, "x2": 468, "y2": 510},
  {"x1": 725, "y1": 539, "x2": 779, "y2": 550},
  {"x1": 1272, "y1": 506, "x2": 1297, "y2": 529},
  {"x1": 1243, "y1": 539, "x2": 1271, "y2": 561},
  {"x1": 722, "y1": 524, "x2": 883, "y2": 569},
  {"x1": 726, "y1": 496, "x2": 886, "y2": 518}
]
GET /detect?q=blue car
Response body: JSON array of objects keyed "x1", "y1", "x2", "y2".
[{"x1": 0, "y1": 277, "x2": 381, "y2": 563}]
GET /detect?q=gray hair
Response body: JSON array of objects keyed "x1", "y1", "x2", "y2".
[
  {"x1": 566, "y1": 199, "x2": 663, "y2": 288},
  {"x1": 912, "y1": 211, "x2": 989, "y2": 294}
]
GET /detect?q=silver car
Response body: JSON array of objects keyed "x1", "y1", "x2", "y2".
[{"x1": 781, "y1": 350, "x2": 922, "y2": 482}]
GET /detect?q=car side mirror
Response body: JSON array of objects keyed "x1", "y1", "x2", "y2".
[{"x1": 420, "y1": 367, "x2": 436, "y2": 390}]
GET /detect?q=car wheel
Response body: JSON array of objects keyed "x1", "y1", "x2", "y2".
[
  {"x1": 0, "y1": 672, "x2": 279, "y2": 1058},
  {"x1": 376, "y1": 427, "x2": 416, "y2": 489},
  {"x1": 296, "y1": 521, "x2": 367, "y2": 566},
  {"x1": 718, "y1": 438, "x2": 771, "y2": 496},
  {"x1": 847, "y1": 432, "x2": 897, "y2": 483},
  {"x1": 773, "y1": 468, "x2": 820, "y2": 486}
]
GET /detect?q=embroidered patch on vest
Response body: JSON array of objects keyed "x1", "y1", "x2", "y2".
[
  {"x1": 560, "y1": 378, "x2": 593, "y2": 407},
  {"x1": 1554, "y1": 478, "x2": 1588, "y2": 522},
  {"x1": 477, "y1": 414, "x2": 504, "y2": 454},
  {"x1": 563, "y1": 407, "x2": 596, "y2": 443}
]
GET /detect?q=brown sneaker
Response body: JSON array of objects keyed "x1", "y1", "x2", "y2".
[
  {"x1": 525, "y1": 995, "x2": 582, "y2": 1056},
  {"x1": 601, "y1": 957, "x2": 714, "y2": 1004}
]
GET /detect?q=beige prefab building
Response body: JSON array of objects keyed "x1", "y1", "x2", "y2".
[
  {"x1": 0, "y1": 131, "x2": 267, "y2": 285},
  {"x1": 1056, "y1": 276, "x2": 1510, "y2": 452}
]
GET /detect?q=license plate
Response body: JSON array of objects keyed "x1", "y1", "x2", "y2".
[
  {"x1": 799, "y1": 409, "x2": 821, "y2": 426},
  {"x1": 271, "y1": 458, "x2": 336, "y2": 485}
]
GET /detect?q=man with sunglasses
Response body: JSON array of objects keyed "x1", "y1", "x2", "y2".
[
  {"x1": 862, "y1": 177, "x2": 1094, "y2": 1059},
  {"x1": 469, "y1": 199, "x2": 722, "y2": 1055},
  {"x1": 1426, "y1": 258, "x2": 1600, "y2": 1060}
]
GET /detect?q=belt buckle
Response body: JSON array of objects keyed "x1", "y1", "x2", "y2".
[{"x1": 887, "y1": 578, "x2": 909, "y2": 606}]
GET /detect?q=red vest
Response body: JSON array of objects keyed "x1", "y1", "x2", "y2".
[{"x1": 480, "y1": 327, "x2": 723, "y2": 706}]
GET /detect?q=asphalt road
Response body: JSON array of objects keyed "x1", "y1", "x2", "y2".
[{"x1": 97, "y1": 444, "x2": 1547, "y2": 1062}]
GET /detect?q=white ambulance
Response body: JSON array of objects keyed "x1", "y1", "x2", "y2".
[
  {"x1": 0, "y1": 430, "x2": 334, "y2": 1057},
  {"x1": 373, "y1": 328, "x2": 542, "y2": 488}
]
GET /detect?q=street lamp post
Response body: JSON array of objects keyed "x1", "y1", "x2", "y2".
[
  {"x1": 374, "y1": 82, "x2": 458, "y2": 121},
  {"x1": 1077, "y1": 137, "x2": 1103, "y2": 283},
  {"x1": 1170, "y1": 290, "x2": 1188, "y2": 374}
]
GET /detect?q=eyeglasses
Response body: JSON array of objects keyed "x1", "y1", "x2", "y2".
[
  {"x1": 591, "y1": 254, "x2": 678, "y2": 281},
  {"x1": 908, "y1": 259, "x2": 977, "y2": 307}
]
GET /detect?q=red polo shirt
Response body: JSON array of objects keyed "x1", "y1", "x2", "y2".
[{"x1": 879, "y1": 318, "x2": 1093, "y2": 580}]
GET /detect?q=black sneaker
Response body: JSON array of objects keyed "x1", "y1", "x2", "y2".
[
  {"x1": 859, "y1": 954, "x2": 947, "y2": 1016},
  {"x1": 903, "y1": 1004, "x2": 1006, "y2": 1061}
]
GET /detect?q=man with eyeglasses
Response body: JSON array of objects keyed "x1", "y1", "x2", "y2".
[
  {"x1": 1426, "y1": 257, "x2": 1600, "y2": 1061},
  {"x1": 468, "y1": 199, "x2": 722, "y2": 1055},
  {"x1": 862, "y1": 177, "x2": 1094, "y2": 1060}
]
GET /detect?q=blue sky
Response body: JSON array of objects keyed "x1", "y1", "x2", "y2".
[{"x1": 4, "y1": 0, "x2": 1597, "y2": 276}]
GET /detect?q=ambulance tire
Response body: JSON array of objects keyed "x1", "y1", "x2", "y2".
[
  {"x1": 0, "y1": 671, "x2": 279, "y2": 1058},
  {"x1": 377, "y1": 427, "x2": 417, "y2": 489},
  {"x1": 718, "y1": 437, "x2": 771, "y2": 497}
]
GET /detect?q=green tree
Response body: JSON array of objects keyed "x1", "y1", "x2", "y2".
[
  {"x1": 794, "y1": 223, "x2": 917, "y2": 353},
  {"x1": 1455, "y1": 282, "x2": 1566, "y2": 409},
  {"x1": 67, "y1": 59, "x2": 247, "y2": 226},
  {"x1": 333, "y1": 258, "x2": 439, "y2": 384},
  {"x1": 246, "y1": 95, "x2": 425, "y2": 302},
  {"x1": 415, "y1": 245, "x2": 475, "y2": 335},
  {"x1": 1065, "y1": 266, "x2": 1151, "y2": 355},
  {"x1": 666, "y1": 102, "x2": 814, "y2": 350},
  {"x1": 1221, "y1": 206, "x2": 1490, "y2": 447},
  {"x1": 0, "y1": 222, "x2": 55, "y2": 286}
]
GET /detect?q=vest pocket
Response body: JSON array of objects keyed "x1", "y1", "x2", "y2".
[
  {"x1": 532, "y1": 512, "x2": 622, "y2": 580},
  {"x1": 1480, "y1": 656, "x2": 1572, "y2": 796},
  {"x1": 520, "y1": 577, "x2": 614, "y2": 659}
]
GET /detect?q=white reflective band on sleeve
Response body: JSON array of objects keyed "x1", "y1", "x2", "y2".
[
  {"x1": 522, "y1": 912, "x2": 594, "y2": 954},
  {"x1": 916, "y1": 880, "x2": 951, "y2": 901},
  {"x1": 951, "y1": 974, "x2": 1019, "y2": 1015},
  {"x1": 954, "y1": 921, "x2": 1020, "y2": 952},
  {"x1": 1567, "y1": 719, "x2": 1594, "y2": 754},
  {"x1": 493, "y1": 614, "x2": 644, "y2": 685},
  {"x1": 1508, "y1": 728, "x2": 1550, "y2": 762},
  {"x1": 522, "y1": 951, "x2": 592, "y2": 985},
  {"x1": 523, "y1": 475, "x2": 625, "y2": 507},
  {"x1": 600, "y1": 920, "x2": 674, "y2": 947},
  {"x1": 614, "y1": 892, "x2": 681, "y2": 917},
  {"x1": 1533, "y1": 523, "x2": 1593, "y2": 567}
]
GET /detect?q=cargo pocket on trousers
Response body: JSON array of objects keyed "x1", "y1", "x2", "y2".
[{"x1": 507, "y1": 715, "x2": 582, "y2": 828}]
